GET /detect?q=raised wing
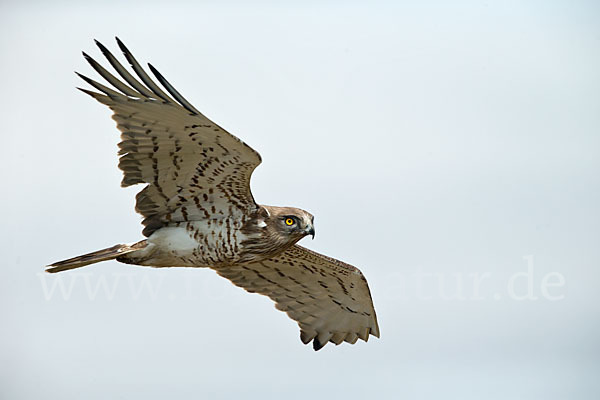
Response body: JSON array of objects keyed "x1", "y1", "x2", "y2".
[
  {"x1": 215, "y1": 245, "x2": 380, "y2": 350},
  {"x1": 78, "y1": 38, "x2": 262, "y2": 236}
]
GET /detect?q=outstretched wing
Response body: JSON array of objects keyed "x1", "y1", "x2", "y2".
[
  {"x1": 215, "y1": 245, "x2": 380, "y2": 351},
  {"x1": 78, "y1": 38, "x2": 262, "y2": 236}
]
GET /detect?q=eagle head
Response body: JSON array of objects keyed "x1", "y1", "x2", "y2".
[
  {"x1": 240, "y1": 205, "x2": 315, "y2": 260},
  {"x1": 260, "y1": 205, "x2": 315, "y2": 240}
]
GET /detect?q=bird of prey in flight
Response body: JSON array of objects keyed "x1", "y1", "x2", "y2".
[{"x1": 47, "y1": 38, "x2": 380, "y2": 351}]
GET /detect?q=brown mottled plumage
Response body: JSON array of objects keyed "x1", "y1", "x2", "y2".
[{"x1": 46, "y1": 38, "x2": 379, "y2": 351}]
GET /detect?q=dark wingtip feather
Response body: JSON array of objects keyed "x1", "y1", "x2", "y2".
[
  {"x1": 313, "y1": 338, "x2": 325, "y2": 351},
  {"x1": 115, "y1": 36, "x2": 128, "y2": 55},
  {"x1": 114, "y1": 37, "x2": 173, "y2": 103},
  {"x1": 95, "y1": 39, "x2": 110, "y2": 54},
  {"x1": 81, "y1": 51, "x2": 97, "y2": 67},
  {"x1": 93, "y1": 38, "x2": 155, "y2": 99},
  {"x1": 75, "y1": 70, "x2": 88, "y2": 80},
  {"x1": 83, "y1": 47, "x2": 140, "y2": 97},
  {"x1": 75, "y1": 71, "x2": 94, "y2": 86},
  {"x1": 76, "y1": 87, "x2": 101, "y2": 98},
  {"x1": 147, "y1": 62, "x2": 200, "y2": 115},
  {"x1": 115, "y1": 37, "x2": 134, "y2": 62}
]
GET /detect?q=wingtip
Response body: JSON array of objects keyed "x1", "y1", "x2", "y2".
[
  {"x1": 76, "y1": 87, "x2": 100, "y2": 97},
  {"x1": 74, "y1": 71, "x2": 92, "y2": 84},
  {"x1": 300, "y1": 329, "x2": 316, "y2": 345},
  {"x1": 372, "y1": 325, "x2": 381, "y2": 338},
  {"x1": 115, "y1": 36, "x2": 128, "y2": 53},
  {"x1": 147, "y1": 63, "x2": 163, "y2": 81},
  {"x1": 74, "y1": 71, "x2": 86, "y2": 81},
  {"x1": 312, "y1": 338, "x2": 325, "y2": 351},
  {"x1": 94, "y1": 38, "x2": 109, "y2": 53}
]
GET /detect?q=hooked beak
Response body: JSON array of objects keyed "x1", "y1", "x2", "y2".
[{"x1": 306, "y1": 225, "x2": 315, "y2": 239}]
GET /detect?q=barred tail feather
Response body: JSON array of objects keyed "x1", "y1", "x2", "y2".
[{"x1": 46, "y1": 241, "x2": 147, "y2": 273}]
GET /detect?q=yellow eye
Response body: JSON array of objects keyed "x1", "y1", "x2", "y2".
[{"x1": 285, "y1": 218, "x2": 295, "y2": 226}]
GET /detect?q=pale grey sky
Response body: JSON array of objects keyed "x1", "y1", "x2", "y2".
[{"x1": 1, "y1": 1, "x2": 599, "y2": 399}]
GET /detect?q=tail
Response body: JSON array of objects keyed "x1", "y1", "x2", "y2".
[{"x1": 46, "y1": 240, "x2": 147, "y2": 273}]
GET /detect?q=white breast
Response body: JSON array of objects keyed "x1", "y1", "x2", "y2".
[
  {"x1": 144, "y1": 219, "x2": 249, "y2": 267},
  {"x1": 148, "y1": 226, "x2": 199, "y2": 253}
]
